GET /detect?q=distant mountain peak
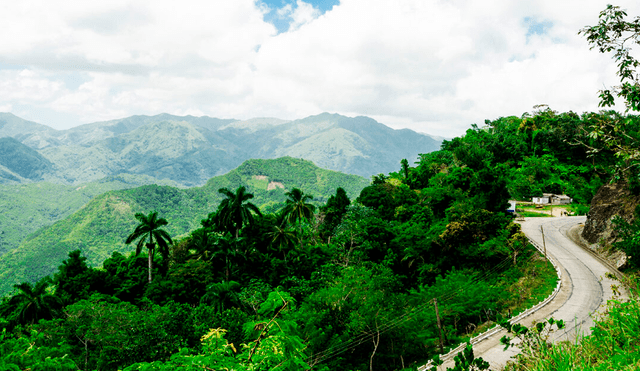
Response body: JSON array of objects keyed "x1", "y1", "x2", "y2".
[{"x1": 4, "y1": 112, "x2": 442, "y2": 185}]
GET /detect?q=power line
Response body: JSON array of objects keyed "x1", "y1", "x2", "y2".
[{"x1": 309, "y1": 244, "x2": 546, "y2": 364}]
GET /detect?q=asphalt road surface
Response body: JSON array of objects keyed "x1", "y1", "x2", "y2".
[{"x1": 434, "y1": 216, "x2": 625, "y2": 370}]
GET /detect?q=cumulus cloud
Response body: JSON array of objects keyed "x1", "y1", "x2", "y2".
[{"x1": 0, "y1": 0, "x2": 638, "y2": 136}]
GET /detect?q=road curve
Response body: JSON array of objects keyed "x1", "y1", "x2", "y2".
[{"x1": 435, "y1": 216, "x2": 624, "y2": 370}]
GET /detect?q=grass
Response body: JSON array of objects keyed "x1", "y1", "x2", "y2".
[
  {"x1": 516, "y1": 210, "x2": 553, "y2": 217},
  {"x1": 516, "y1": 203, "x2": 590, "y2": 217}
]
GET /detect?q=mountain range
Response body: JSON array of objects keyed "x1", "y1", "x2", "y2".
[{"x1": 0, "y1": 112, "x2": 442, "y2": 186}]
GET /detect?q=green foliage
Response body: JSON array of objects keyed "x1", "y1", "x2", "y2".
[
  {"x1": 1, "y1": 277, "x2": 61, "y2": 328},
  {"x1": 580, "y1": 5, "x2": 640, "y2": 113},
  {"x1": 0, "y1": 328, "x2": 77, "y2": 371},
  {"x1": 613, "y1": 207, "x2": 640, "y2": 269},
  {"x1": 59, "y1": 295, "x2": 197, "y2": 370},
  {"x1": 428, "y1": 341, "x2": 490, "y2": 371}
]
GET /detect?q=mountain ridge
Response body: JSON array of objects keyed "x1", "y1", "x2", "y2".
[{"x1": 0, "y1": 112, "x2": 442, "y2": 185}]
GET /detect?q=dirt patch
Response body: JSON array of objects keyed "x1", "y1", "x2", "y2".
[
  {"x1": 267, "y1": 181, "x2": 284, "y2": 191},
  {"x1": 253, "y1": 175, "x2": 268, "y2": 180}
]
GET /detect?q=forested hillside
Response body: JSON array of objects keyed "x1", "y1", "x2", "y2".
[
  {"x1": 0, "y1": 174, "x2": 179, "y2": 258},
  {"x1": 0, "y1": 137, "x2": 53, "y2": 183},
  {"x1": 0, "y1": 157, "x2": 369, "y2": 295},
  {"x1": 0, "y1": 105, "x2": 614, "y2": 371}
]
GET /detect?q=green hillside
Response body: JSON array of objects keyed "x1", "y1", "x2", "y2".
[
  {"x1": 0, "y1": 137, "x2": 53, "y2": 181},
  {"x1": 0, "y1": 157, "x2": 369, "y2": 295},
  {"x1": 0, "y1": 174, "x2": 179, "y2": 257}
]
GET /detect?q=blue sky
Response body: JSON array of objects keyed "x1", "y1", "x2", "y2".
[
  {"x1": 261, "y1": 0, "x2": 340, "y2": 32},
  {"x1": 0, "y1": 0, "x2": 638, "y2": 137}
]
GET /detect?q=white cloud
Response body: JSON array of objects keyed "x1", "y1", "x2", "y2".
[
  {"x1": 289, "y1": 1, "x2": 321, "y2": 31},
  {"x1": 0, "y1": 0, "x2": 639, "y2": 136}
]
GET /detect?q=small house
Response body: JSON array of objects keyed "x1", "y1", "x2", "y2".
[{"x1": 532, "y1": 193, "x2": 572, "y2": 205}]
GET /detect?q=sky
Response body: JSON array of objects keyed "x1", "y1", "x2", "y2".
[{"x1": 0, "y1": 0, "x2": 638, "y2": 138}]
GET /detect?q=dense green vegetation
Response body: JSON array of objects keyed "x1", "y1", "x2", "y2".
[
  {"x1": 2, "y1": 103, "x2": 617, "y2": 370},
  {"x1": 0, "y1": 157, "x2": 370, "y2": 295}
]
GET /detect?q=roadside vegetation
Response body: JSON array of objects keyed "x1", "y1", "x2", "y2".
[{"x1": 486, "y1": 4, "x2": 640, "y2": 371}]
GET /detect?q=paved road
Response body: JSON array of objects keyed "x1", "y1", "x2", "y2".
[{"x1": 435, "y1": 216, "x2": 624, "y2": 370}]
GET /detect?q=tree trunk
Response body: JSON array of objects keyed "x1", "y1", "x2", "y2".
[{"x1": 146, "y1": 243, "x2": 154, "y2": 283}]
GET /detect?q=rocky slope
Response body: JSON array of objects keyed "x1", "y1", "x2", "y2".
[{"x1": 582, "y1": 179, "x2": 640, "y2": 247}]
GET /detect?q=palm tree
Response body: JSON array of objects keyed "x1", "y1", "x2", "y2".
[
  {"x1": 211, "y1": 233, "x2": 245, "y2": 282},
  {"x1": 217, "y1": 186, "x2": 262, "y2": 238},
  {"x1": 283, "y1": 188, "x2": 315, "y2": 226},
  {"x1": 126, "y1": 211, "x2": 173, "y2": 283},
  {"x1": 267, "y1": 224, "x2": 297, "y2": 262},
  {"x1": 282, "y1": 188, "x2": 316, "y2": 248},
  {"x1": 191, "y1": 228, "x2": 214, "y2": 261},
  {"x1": 4, "y1": 278, "x2": 61, "y2": 325},
  {"x1": 200, "y1": 280, "x2": 241, "y2": 313}
]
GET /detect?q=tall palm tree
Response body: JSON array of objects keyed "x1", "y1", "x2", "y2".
[
  {"x1": 126, "y1": 211, "x2": 173, "y2": 283},
  {"x1": 217, "y1": 186, "x2": 262, "y2": 238},
  {"x1": 282, "y1": 188, "x2": 316, "y2": 247},
  {"x1": 4, "y1": 278, "x2": 61, "y2": 325}
]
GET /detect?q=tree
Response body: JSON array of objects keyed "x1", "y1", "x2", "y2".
[
  {"x1": 200, "y1": 281, "x2": 241, "y2": 313},
  {"x1": 217, "y1": 186, "x2": 262, "y2": 238},
  {"x1": 579, "y1": 6, "x2": 640, "y2": 172},
  {"x1": 53, "y1": 250, "x2": 106, "y2": 305},
  {"x1": 125, "y1": 211, "x2": 173, "y2": 283},
  {"x1": 267, "y1": 224, "x2": 298, "y2": 262},
  {"x1": 580, "y1": 5, "x2": 640, "y2": 112},
  {"x1": 319, "y1": 187, "x2": 351, "y2": 240},
  {"x1": 282, "y1": 188, "x2": 316, "y2": 244},
  {"x1": 401, "y1": 158, "x2": 411, "y2": 183},
  {"x1": 2, "y1": 278, "x2": 60, "y2": 326}
]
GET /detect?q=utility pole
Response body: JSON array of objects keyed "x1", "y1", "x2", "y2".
[
  {"x1": 540, "y1": 225, "x2": 546, "y2": 258},
  {"x1": 434, "y1": 298, "x2": 444, "y2": 353}
]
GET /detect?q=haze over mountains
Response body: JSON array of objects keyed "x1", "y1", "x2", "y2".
[{"x1": 0, "y1": 112, "x2": 442, "y2": 186}]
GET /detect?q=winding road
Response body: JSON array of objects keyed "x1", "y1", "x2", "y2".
[{"x1": 433, "y1": 216, "x2": 626, "y2": 370}]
